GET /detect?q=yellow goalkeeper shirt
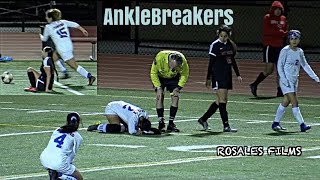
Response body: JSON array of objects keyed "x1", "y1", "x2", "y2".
[{"x1": 150, "y1": 50, "x2": 189, "y2": 88}]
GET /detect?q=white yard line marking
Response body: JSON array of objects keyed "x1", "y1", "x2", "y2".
[
  {"x1": 54, "y1": 81, "x2": 84, "y2": 95},
  {"x1": 259, "y1": 114, "x2": 275, "y2": 117},
  {"x1": 0, "y1": 102, "x2": 13, "y2": 104},
  {"x1": 87, "y1": 144, "x2": 147, "y2": 148},
  {"x1": 0, "y1": 155, "x2": 240, "y2": 180},
  {"x1": 0, "y1": 130, "x2": 53, "y2": 137},
  {"x1": 307, "y1": 155, "x2": 320, "y2": 159},
  {"x1": 27, "y1": 110, "x2": 51, "y2": 113}
]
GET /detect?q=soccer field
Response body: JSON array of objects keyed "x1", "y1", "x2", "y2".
[{"x1": 0, "y1": 89, "x2": 320, "y2": 180}]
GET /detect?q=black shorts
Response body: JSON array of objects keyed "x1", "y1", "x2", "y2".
[
  {"x1": 212, "y1": 79, "x2": 232, "y2": 90},
  {"x1": 263, "y1": 46, "x2": 281, "y2": 63},
  {"x1": 36, "y1": 75, "x2": 53, "y2": 91},
  {"x1": 158, "y1": 75, "x2": 180, "y2": 93}
]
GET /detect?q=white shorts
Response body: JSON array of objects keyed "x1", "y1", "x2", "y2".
[
  {"x1": 280, "y1": 81, "x2": 298, "y2": 95},
  {"x1": 40, "y1": 152, "x2": 76, "y2": 175},
  {"x1": 105, "y1": 104, "x2": 117, "y2": 116},
  {"x1": 57, "y1": 50, "x2": 74, "y2": 61}
]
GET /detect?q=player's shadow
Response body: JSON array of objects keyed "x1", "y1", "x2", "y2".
[
  {"x1": 249, "y1": 96, "x2": 277, "y2": 100},
  {"x1": 49, "y1": 90, "x2": 64, "y2": 95},
  {"x1": 265, "y1": 131, "x2": 299, "y2": 136},
  {"x1": 189, "y1": 131, "x2": 224, "y2": 137},
  {"x1": 63, "y1": 84, "x2": 86, "y2": 91}
]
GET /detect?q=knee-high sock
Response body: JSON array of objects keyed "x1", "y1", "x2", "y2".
[
  {"x1": 218, "y1": 103, "x2": 229, "y2": 128},
  {"x1": 27, "y1": 72, "x2": 36, "y2": 87},
  {"x1": 292, "y1": 107, "x2": 304, "y2": 125},
  {"x1": 157, "y1": 108, "x2": 164, "y2": 121},
  {"x1": 58, "y1": 174, "x2": 77, "y2": 180},
  {"x1": 76, "y1": 65, "x2": 92, "y2": 78},
  {"x1": 201, "y1": 101, "x2": 219, "y2": 121},
  {"x1": 274, "y1": 104, "x2": 286, "y2": 123},
  {"x1": 56, "y1": 59, "x2": 67, "y2": 73},
  {"x1": 252, "y1": 72, "x2": 267, "y2": 86},
  {"x1": 169, "y1": 106, "x2": 178, "y2": 125},
  {"x1": 97, "y1": 124, "x2": 121, "y2": 133}
]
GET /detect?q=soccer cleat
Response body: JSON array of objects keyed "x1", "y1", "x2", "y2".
[
  {"x1": 198, "y1": 118, "x2": 211, "y2": 131},
  {"x1": 167, "y1": 123, "x2": 180, "y2": 132},
  {"x1": 24, "y1": 87, "x2": 37, "y2": 92},
  {"x1": 250, "y1": 84, "x2": 258, "y2": 97},
  {"x1": 158, "y1": 118, "x2": 166, "y2": 132},
  {"x1": 48, "y1": 169, "x2": 59, "y2": 180},
  {"x1": 223, "y1": 126, "x2": 237, "y2": 132},
  {"x1": 88, "y1": 76, "x2": 96, "y2": 86},
  {"x1": 300, "y1": 123, "x2": 311, "y2": 132},
  {"x1": 271, "y1": 122, "x2": 287, "y2": 131},
  {"x1": 87, "y1": 121, "x2": 101, "y2": 131}
]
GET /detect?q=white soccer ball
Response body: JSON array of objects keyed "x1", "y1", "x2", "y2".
[{"x1": 1, "y1": 71, "x2": 13, "y2": 84}]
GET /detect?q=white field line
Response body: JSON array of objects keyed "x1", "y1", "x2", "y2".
[
  {"x1": 86, "y1": 144, "x2": 147, "y2": 148},
  {"x1": 0, "y1": 155, "x2": 241, "y2": 180},
  {"x1": 0, "y1": 102, "x2": 13, "y2": 104},
  {"x1": 53, "y1": 81, "x2": 84, "y2": 95}
]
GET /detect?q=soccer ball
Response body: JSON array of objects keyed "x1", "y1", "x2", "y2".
[{"x1": 1, "y1": 71, "x2": 13, "y2": 84}]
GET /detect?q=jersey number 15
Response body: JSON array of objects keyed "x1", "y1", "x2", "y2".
[{"x1": 56, "y1": 27, "x2": 68, "y2": 38}]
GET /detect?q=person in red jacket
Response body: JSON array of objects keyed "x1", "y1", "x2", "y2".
[{"x1": 250, "y1": 1, "x2": 288, "y2": 97}]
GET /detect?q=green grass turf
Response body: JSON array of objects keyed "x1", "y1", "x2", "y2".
[
  {"x1": 0, "y1": 61, "x2": 97, "y2": 95},
  {"x1": 0, "y1": 89, "x2": 320, "y2": 179}
]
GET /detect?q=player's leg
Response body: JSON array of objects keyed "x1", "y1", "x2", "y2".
[
  {"x1": 65, "y1": 58, "x2": 96, "y2": 85},
  {"x1": 272, "y1": 94, "x2": 289, "y2": 131},
  {"x1": 25, "y1": 67, "x2": 40, "y2": 91},
  {"x1": 287, "y1": 93, "x2": 311, "y2": 132},
  {"x1": 166, "y1": 76, "x2": 181, "y2": 132},
  {"x1": 156, "y1": 77, "x2": 166, "y2": 131},
  {"x1": 250, "y1": 46, "x2": 273, "y2": 96},
  {"x1": 57, "y1": 164, "x2": 83, "y2": 180},
  {"x1": 53, "y1": 51, "x2": 69, "y2": 79}
]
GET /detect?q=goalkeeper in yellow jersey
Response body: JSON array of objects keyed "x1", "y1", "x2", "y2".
[{"x1": 150, "y1": 50, "x2": 189, "y2": 132}]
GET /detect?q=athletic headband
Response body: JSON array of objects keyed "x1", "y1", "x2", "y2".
[{"x1": 288, "y1": 30, "x2": 301, "y2": 39}]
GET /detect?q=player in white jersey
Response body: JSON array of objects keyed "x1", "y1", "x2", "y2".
[
  {"x1": 40, "y1": 112, "x2": 84, "y2": 180},
  {"x1": 40, "y1": 9, "x2": 96, "y2": 85},
  {"x1": 87, "y1": 101, "x2": 160, "y2": 135},
  {"x1": 272, "y1": 30, "x2": 319, "y2": 132}
]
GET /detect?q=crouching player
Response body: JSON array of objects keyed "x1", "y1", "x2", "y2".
[
  {"x1": 40, "y1": 112, "x2": 83, "y2": 180},
  {"x1": 272, "y1": 30, "x2": 319, "y2": 132},
  {"x1": 24, "y1": 46, "x2": 58, "y2": 93},
  {"x1": 87, "y1": 101, "x2": 161, "y2": 135}
]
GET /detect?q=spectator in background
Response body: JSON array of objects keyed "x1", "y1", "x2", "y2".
[{"x1": 250, "y1": 1, "x2": 288, "y2": 97}]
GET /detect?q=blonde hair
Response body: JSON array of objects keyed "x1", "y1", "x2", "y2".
[{"x1": 46, "y1": 8, "x2": 62, "y2": 21}]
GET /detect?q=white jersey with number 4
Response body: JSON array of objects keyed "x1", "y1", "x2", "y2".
[
  {"x1": 40, "y1": 128, "x2": 83, "y2": 173},
  {"x1": 40, "y1": 20, "x2": 79, "y2": 54},
  {"x1": 105, "y1": 101, "x2": 149, "y2": 134}
]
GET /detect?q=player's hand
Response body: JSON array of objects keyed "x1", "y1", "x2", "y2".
[
  {"x1": 205, "y1": 80, "x2": 211, "y2": 89},
  {"x1": 45, "y1": 89, "x2": 52, "y2": 93},
  {"x1": 82, "y1": 30, "x2": 89, "y2": 37},
  {"x1": 237, "y1": 76, "x2": 243, "y2": 84},
  {"x1": 171, "y1": 88, "x2": 180, "y2": 97},
  {"x1": 280, "y1": 78, "x2": 289, "y2": 87},
  {"x1": 135, "y1": 129, "x2": 143, "y2": 136},
  {"x1": 314, "y1": 77, "x2": 320, "y2": 83},
  {"x1": 39, "y1": 34, "x2": 43, "y2": 39}
]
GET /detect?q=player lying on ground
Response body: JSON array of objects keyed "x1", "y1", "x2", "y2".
[
  {"x1": 40, "y1": 112, "x2": 84, "y2": 180},
  {"x1": 272, "y1": 30, "x2": 319, "y2": 132},
  {"x1": 87, "y1": 101, "x2": 161, "y2": 135},
  {"x1": 24, "y1": 46, "x2": 58, "y2": 93},
  {"x1": 150, "y1": 50, "x2": 190, "y2": 132},
  {"x1": 40, "y1": 8, "x2": 96, "y2": 85}
]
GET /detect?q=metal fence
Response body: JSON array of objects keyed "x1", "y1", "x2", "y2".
[{"x1": 98, "y1": 0, "x2": 320, "y2": 60}]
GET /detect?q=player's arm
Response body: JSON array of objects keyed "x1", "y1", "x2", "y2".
[
  {"x1": 300, "y1": 50, "x2": 320, "y2": 82},
  {"x1": 63, "y1": 20, "x2": 88, "y2": 37},
  {"x1": 230, "y1": 42, "x2": 240, "y2": 77},
  {"x1": 150, "y1": 57, "x2": 161, "y2": 89},
  {"x1": 68, "y1": 134, "x2": 83, "y2": 164},
  {"x1": 263, "y1": 15, "x2": 285, "y2": 37},
  {"x1": 277, "y1": 49, "x2": 289, "y2": 86},
  {"x1": 40, "y1": 25, "x2": 50, "y2": 42},
  {"x1": 178, "y1": 58, "x2": 189, "y2": 89},
  {"x1": 43, "y1": 58, "x2": 52, "y2": 92}
]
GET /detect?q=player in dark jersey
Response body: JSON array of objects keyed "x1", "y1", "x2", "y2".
[
  {"x1": 198, "y1": 25, "x2": 242, "y2": 132},
  {"x1": 24, "y1": 46, "x2": 58, "y2": 92},
  {"x1": 250, "y1": 1, "x2": 288, "y2": 97}
]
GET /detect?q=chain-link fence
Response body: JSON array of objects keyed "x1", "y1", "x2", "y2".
[{"x1": 98, "y1": 0, "x2": 320, "y2": 61}]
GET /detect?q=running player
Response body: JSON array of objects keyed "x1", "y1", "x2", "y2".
[
  {"x1": 40, "y1": 8, "x2": 96, "y2": 85},
  {"x1": 40, "y1": 112, "x2": 83, "y2": 180},
  {"x1": 272, "y1": 30, "x2": 319, "y2": 132}
]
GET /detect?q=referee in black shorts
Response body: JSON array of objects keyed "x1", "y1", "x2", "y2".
[{"x1": 198, "y1": 25, "x2": 242, "y2": 132}]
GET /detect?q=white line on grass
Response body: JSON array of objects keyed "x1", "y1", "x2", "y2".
[
  {"x1": 54, "y1": 81, "x2": 84, "y2": 95},
  {"x1": 0, "y1": 155, "x2": 241, "y2": 180},
  {"x1": 307, "y1": 155, "x2": 320, "y2": 159},
  {"x1": 87, "y1": 144, "x2": 147, "y2": 148},
  {"x1": 0, "y1": 130, "x2": 53, "y2": 137},
  {"x1": 0, "y1": 102, "x2": 13, "y2": 104}
]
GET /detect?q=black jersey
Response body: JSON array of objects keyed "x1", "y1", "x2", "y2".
[{"x1": 207, "y1": 39, "x2": 240, "y2": 81}]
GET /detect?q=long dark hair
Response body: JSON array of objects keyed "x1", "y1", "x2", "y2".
[
  {"x1": 59, "y1": 112, "x2": 81, "y2": 133},
  {"x1": 140, "y1": 118, "x2": 151, "y2": 131},
  {"x1": 43, "y1": 46, "x2": 59, "y2": 82}
]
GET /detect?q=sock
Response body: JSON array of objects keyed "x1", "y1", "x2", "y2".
[
  {"x1": 169, "y1": 106, "x2": 178, "y2": 125},
  {"x1": 218, "y1": 103, "x2": 229, "y2": 128},
  {"x1": 58, "y1": 174, "x2": 77, "y2": 180},
  {"x1": 201, "y1": 101, "x2": 219, "y2": 121},
  {"x1": 97, "y1": 124, "x2": 121, "y2": 133},
  {"x1": 252, "y1": 72, "x2": 267, "y2": 86},
  {"x1": 27, "y1": 72, "x2": 36, "y2": 87},
  {"x1": 274, "y1": 104, "x2": 286, "y2": 123},
  {"x1": 56, "y1": 59, "x2": 67, "y2": 73},
  {"x1": 97, "y1": 124, "x2": 107, "y2": 133},
  {"x1": 292, "y1": 107, "x2": 304, "y2": 125},
  {"x1": 76, "y1": 65, "x2": 91, "y2": 78},
  {"x1": 157, "y1": 108, "x2": 164, "y2": 121}
]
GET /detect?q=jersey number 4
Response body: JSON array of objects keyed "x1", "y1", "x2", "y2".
[
  {"x1": 54, "y1": 134, "x2": 67, "y2": 148},
  {"x1": 122, "y1": 105, "x2": 137, "y2": 114},
  {"x1": 56, "y1": 27, "x2": 68, "y2": 38}
]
